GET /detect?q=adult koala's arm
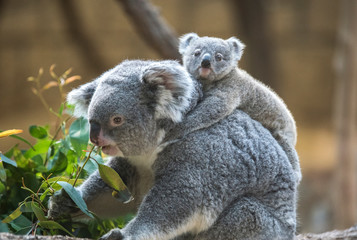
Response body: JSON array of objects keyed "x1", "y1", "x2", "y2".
[{"x1": 48, "y1": 156, "x2": 144, "y2": 220}]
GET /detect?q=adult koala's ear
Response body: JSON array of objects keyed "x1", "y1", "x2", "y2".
[
  {"x1": 67, "y1": 79, "x2": 99, "y2": 118},
  {"x1": 141, "y1": 62, "x2": 194, "y2": 123},
  {"x1": 227, "y1": 37, "x2": 245, "y2": 61},
  {"x1": 179, "y1": 33, "x2": 199, "y2": 55}
]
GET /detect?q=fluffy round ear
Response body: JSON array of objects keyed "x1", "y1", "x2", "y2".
[
  {"x1": 179, "y1": 33, "x2": 199, "y2": 55},
  {"x1": 67, "y1": 79, "x2": 99, "y2": 118},
  {"x1": 226, "y1": 37, "x2": 245, "y2": 61},
  {"x1": 141, "y1": 62, "x2": 194, "y2": 123}
]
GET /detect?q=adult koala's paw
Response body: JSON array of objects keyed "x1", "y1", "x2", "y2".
[
  {"x1": 99, "y1": 228, "x2": 124, "y2": 240},
  {"x1": 47, "y1": 189, "x2": 78, "y2": 220}
]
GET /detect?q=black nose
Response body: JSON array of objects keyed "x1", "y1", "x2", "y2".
[
  {"x1": 201, "y1": 54, "x2": 211, "y2": 68},
  {"x1": 90, "y1": 121, "x2": 101, "y2": 145}
]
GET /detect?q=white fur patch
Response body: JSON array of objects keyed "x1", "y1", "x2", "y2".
[
  {"x1": 154, "y1": 87, "x2": 185, "y2": 123},
  {"x1": 122, "y1": 209, "x2": 217, "y2": 240},
  {"x1": 67, "y1": 89, "x2": 89, "y2": 118},
  {"x1": 127, "y1": 130, "x2": 167, "y2": 171}
]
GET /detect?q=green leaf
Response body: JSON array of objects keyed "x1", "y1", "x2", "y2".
[
  {"x1": 9, "y1": 215, "x2": 32, "y2": 234},
  {"x1": 0, "y1": 221, "x2": 9, "y2": 232},
  {"x1": 20, "y1": 202, "x2": 33, "y2": 213},
  {"x1": 57, "y1": 181, "x2": 93, "y2": 218},
  {"x1": 0, "y1": 153, "x2": 17, "y2": 167},
  {"x1": 58, "y1": 103, "x2": 65, "y2": 117},
  {"x1": 33, "y1": 155, "x2": 47, "y2": 172},
  {"x1": 98, "y1": 164, "x2": 126, "y2": 191},
  {"x1": 38, "y1": 220, "x2": 74, "y2": 236},
  {"x1": 0, "y1": 160, "x2": 6, "y2": 182},
  {"x1": 2, "y1": 206, "x2": 22, "y2": 223},
  {"x1": 0, "y1": 181, "x2": 5, "y2": 197},
  {"x1": 40, "y1": 188, "x2": 51, "y2": 202},
  {"x1": 97, "y1": 164, "x2": 133, "y2": 203},
  {"x1": 69, "y1": 117, "x2": 89, "y2": 156},
  {"x1": 47, "y1": 151, "x2": 68, "y2": 174},
  {"x1": 29, "y1": 125, "x2": 48, "y2": 139},
  {"x1": 31, "y1": 202, "x2": 47, "y2": 221},
  {"x1": 24, "y1": 139, "x2": 52, "y2": 159}
]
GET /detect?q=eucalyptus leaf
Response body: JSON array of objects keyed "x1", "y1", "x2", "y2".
[
  {"x1": 0, "y1": 221, "x2": 9, "y2": 232},
  {"x1": 29, "y1": 125, "x2": 48, "y2": 139},
  {"x1": 69, "y1": 117, "x2": 89, "y2": 156},
  {"x1": 2, "y1": 206, "x2": 22, "y2": 223},
  {"x1": 0, "y1": 153, "x2": 17, "y2": 167},
  {"x1": 97, "y1": 163, "x2": 133, "y2": 203},
  {"x1": 47, "y1": 151, "x2": 68, "y2": 174},
  {"x1": 0, "y1": 160, "x2": 6, "y2": 182},
  {"x1": 38, "y1": 220, "x2": 74, "y2": 236},
  {"x1": 31, "y1": 202, "x2": 47, "y2": 221},
  {"x1": 57, "y1": 181, "x2": 93, "y2": 218},
  {"x1": 24, "y1": 139, "x2": 52, "y2": 159},
  {"x1": 97, "y1": 164, "x2": 126, "y2": 191},
  {"x1": 9, "y1": 215, "x2": 32, "y2": 233},
  {"x1": 20, "y1": 202, "x2": 33, "y2": 213},
  {"x1": 0, "y1": 181, "x2": 5, "y2": 195}
]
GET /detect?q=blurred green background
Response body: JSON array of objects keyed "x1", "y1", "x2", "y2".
[{"x1": 1, "y1": 0, "x2": 356, "y2": 235}]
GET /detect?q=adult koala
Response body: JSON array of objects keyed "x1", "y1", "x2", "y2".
[{"x1": 48, "y1": 60, "x2": 297, "y2": 240}]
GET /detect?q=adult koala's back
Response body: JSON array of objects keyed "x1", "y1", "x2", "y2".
[
  {"x1": 49, "y1": 60, "x2": 297, "y2": 240},
  {"x1": 154, "y1": 110, "x2": 297, "y2": 240}
]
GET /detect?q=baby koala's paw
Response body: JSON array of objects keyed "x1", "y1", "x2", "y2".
[
  {"x1": 47, "y1": 189, "x2": 79, "y2": 220},
  {"x1": 99, "y1": 228, "x2": 124, "y2": 240}
]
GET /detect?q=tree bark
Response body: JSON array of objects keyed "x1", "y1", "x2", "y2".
[
  {"x1": 296, "y1": 225, "x2": 357, "y2": 240},
  {"x1": 2, "y1": 226, "x2": 357, "y2": 240},
  {"x1": 333, "y1": 0, "x2": 357, "y2": 229},
  {"x1": 116, "y1": 0, "x2": 180, "y2": 60}
]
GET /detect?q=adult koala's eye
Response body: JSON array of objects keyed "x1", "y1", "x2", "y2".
[
  {"x1": 110, "y1": 115, "x2": 125, "y2": 127},
  {"x1": 215, "y1": 53, "x2": 223, "y2": 61},
  {"x1": 194, "y1": 49, "x2": 201, "y2": 57}
]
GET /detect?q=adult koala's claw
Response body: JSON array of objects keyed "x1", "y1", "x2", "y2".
[{"x1": 99, "y1": 228, "x2": 124, "y2": 240}]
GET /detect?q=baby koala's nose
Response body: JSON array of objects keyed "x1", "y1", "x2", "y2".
[{"x1": 201, "y1": 54, "x2": 211, "y2": 68}]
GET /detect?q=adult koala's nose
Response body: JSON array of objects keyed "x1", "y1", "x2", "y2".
[
  {"x1": 201, "y1": 54, "x2": 211, "y2": 68},
  {"x1": 89, "y1": 121, "x2": 101, "y2": 145}
]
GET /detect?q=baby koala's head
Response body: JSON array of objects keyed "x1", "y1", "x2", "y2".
[{"x1": 179, "y1": 33, "x2": 245, "y2": 83}]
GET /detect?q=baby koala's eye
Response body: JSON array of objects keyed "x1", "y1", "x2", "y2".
[
  {"x1": 110, "y1": 115, "x2": 125, "y2": 127},
  {"x1": 215, "y1": 53, "x2": 223, "y2": 61},
  {"x1": 194, "y1": 49, "x2": 201, "y2": 57}
]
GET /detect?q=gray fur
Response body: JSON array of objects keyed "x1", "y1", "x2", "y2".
[
  {"x1": 48, "y1": 60, "x2": 297, "y2": 239},
  {"x1": 176, "y1": 33, "x2": 302, "y2": 183}
]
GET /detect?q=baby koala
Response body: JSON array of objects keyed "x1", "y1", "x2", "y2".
[{"x1": 171, "y1": 33, "x2": 301, "y2": 183}]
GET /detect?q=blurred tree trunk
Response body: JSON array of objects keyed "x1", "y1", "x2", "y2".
[
  {"x1": 116, "y1": 0, "x2": 180, "y2": 60},
  {"x1": 58, "y1": 0, "x2": 107, "y2": 74},
  {"x1": 230, "y1": 0, "x2": 277, "y2": 90},
  {"x1": 333, "y1": 0, "x2": 357, "y2": 229}
]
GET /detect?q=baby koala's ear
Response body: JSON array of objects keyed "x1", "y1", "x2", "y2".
[
  {"x1": 67, "y1": 79, "x2": 99, "y2": 118},
  {"x1": 227, "y1": 37, "x2": 245, "y2": 61},
  {"x1": 179, "y1": 33, "x2": 199, "y2": 55}
]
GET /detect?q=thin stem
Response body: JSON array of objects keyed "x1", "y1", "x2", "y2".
[{"x1": 72, "y1": 145, "x2": 95, "y2": 187}]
